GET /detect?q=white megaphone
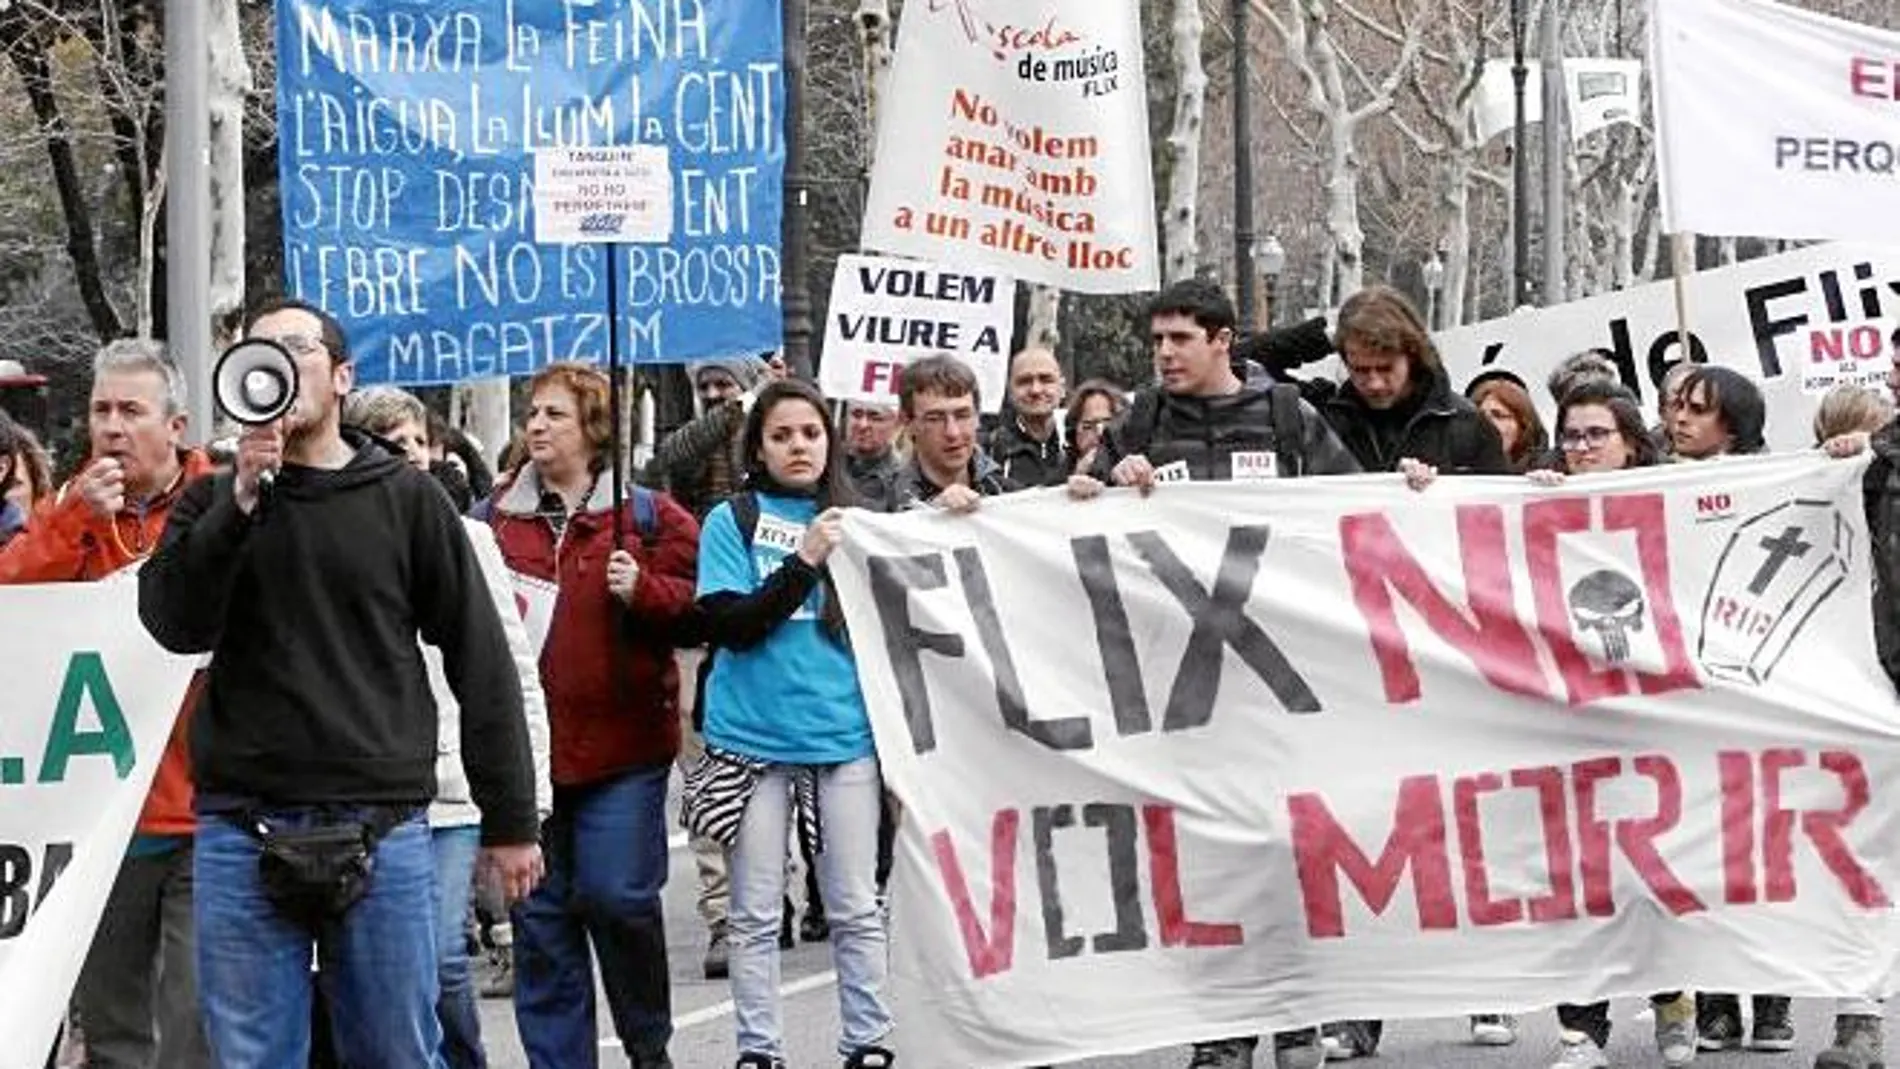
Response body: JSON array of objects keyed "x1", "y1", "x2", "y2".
[{"x1": 212, "y1": 338, "x2": 299, "y2": 498}]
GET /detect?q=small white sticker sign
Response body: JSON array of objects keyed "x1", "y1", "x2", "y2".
[
  {"x1": 754, "y1": 515, "x2": 806, "y2": 555},
  {"x1": 1151, "y1": 460, "x2": 1192, "y2": 484},
  {"x1": 1231, "y1": 451, "x2": 1278, "y2": 482},
  {"x1": 533, "y1": 146, "x2": 673, "y2": 244}
]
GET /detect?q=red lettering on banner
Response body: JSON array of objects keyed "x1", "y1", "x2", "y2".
[
  {"x1": 1620, "y1": 756, "x2": 1706, "y2": 915},
  {"x1": 1289, "y1": 775, "x2": 1458, "y2": 939},
  {"x1": 1809, "y1": 752, "x2": 1891, "y2": 908},
  {"x1": 1340, "y1": 507, "x2": 1550, "y2": 704},
  {"x1": 1453, "y1": 773, "x2": 1520, "y2": 926},
  {"x1": 1143, "y1": 805, "x2": 1245, "y2": 948},
  {"x1": 1512, "y1": 766, "x2": 1579, "y2": 922},
  {"x1": 931, "y1": 810, "x2": 1020, "y2": 979},
  {"x1": 1762, "y1": 747, "x2": 1804, "y2": 903},
  {"x1": 1720, "y1": 751, "x2": 1758, "y2": 904},
  {"x1": 859, "y1": 360, "x2": 904, "y2": 396},
  {"x1": 1849, "y1": 56, "x2": 1893, "y2": 99},
  {"x1": 1572, "y1": 757, "x2": 1622, "y2": 917}
]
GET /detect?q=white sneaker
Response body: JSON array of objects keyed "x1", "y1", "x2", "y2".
[
  {"x1": 1550, "y1": 1032, "x2": 1610, "y2": 1069},
  {"x1": 1471, "y1": 1014, "x2": 1518, "y2": 1046}
]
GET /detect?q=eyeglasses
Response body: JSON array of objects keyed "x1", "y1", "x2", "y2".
[
  {"x1": 917, "y1": 410, "x2": 977, "y2": 430},
  {"x1": 1077, "y1": 418, "x2": 1112, "y2": 433},
  {"x1": 1560, "y1": 426, "x2": 1619, "y2": 451},
  {"x1": 261, "y1": 333, "x2": 326, "y2": 358}
]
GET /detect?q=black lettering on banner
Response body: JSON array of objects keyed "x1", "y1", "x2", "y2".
[
  {"x1": 1746, "y1": 277, "x2": 1808, "y2": 378},
  {"x1": 1127, "y1": 526, "x2": 1322, "y2": 724},
  {"x1": 867, "y1": 554, "x2": 963, "y2": 755},
  {"x1": 0, "y1": 844, "x2": 28, "y2": 939},
  {"x1": 1073, "y1": 535, "x2": 1153, "y2": 737},
  {"x1": 1033, "y1": 805, "x2": 1085, "y2": 960},
  {"x1": 955, "y1": 547, "x2": 1092, "y2": 752},
  {"x1": 36, "y1": 841, "x2": 71, "y2": 909},
  {"x1": 1085, "y1": 803, "x2": 1149, "y2": 954}
]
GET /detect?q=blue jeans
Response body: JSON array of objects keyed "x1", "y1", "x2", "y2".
[
  {"x1": 513, "y1": 765, "x2": 672, "y2": 1065},
  {"x1": 195, "y1": 809, "x2": 443, "y2": 1069},
  {"x1": 432, "y1": 826, "x2": 485, "y2": 1069},
  {"x1": 731, "y1": 757, "x2": 892, "y2": 1059}
]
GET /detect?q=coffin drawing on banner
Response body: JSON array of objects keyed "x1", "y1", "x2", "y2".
[{"x1": 1697, "y1": 498, "x2": 1852, "y2": 685}]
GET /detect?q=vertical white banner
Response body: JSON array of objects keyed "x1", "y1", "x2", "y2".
[
  {"x1": 861, "y1": 0, "x2": 1159, "y2": 293},
  {"x1": 0, "y1": 580, "x2": 197, "y2": 1067},
  {"x1": 1651, "y1": 0, "x2": 1900, "y2": 242}
]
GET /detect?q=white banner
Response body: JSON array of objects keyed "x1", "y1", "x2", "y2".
[
  {"x1": 0, "y1": 580, "x2": 197, "y2": 1066},
  {"x1": 1473, "y1": 58, "x2": 1644, "y2": 144},
  {"x1": 835, "y1": 458, "x2": 1900, "y2": 1067},
  {"x1": 819, "y1": 255, "x2": 1017, "y2": 413},
  {"x1": 1651, "y1": 0, "x2": 1900, "y2": 243},
  {"x1": 1434, "y1": 241, "x2": 1900, "y2": 454},
  {"x1": 861, "y1": 0, "x2": 1159, "y2": 293}
]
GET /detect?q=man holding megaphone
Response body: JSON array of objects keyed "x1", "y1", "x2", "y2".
[{"x1": 138, "y1": 297, "x2": 544, "y2": 1068}]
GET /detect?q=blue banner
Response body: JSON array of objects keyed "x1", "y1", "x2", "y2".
[{"x1": 275, "y1": 0, "x2": 785, "y2": 386}]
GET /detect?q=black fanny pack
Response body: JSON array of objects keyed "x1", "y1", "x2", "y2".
[{"x1": 246, "y1": 808, "x2": 410, "y2": 928}]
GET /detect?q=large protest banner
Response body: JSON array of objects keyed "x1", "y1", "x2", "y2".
[
  {"x1": 861, "y1": 0, "x2": 1159, "y2": 293},
  {"x1": 819, "y1": 255, "x2": 1017, "y2": 412},
  {"x1": 1434, "y1": 241, "x2": 1900, "y2": 454},
  {"x1": 276, "y1": 0, "x2": 785, "y2": 386},
  {"x1": 0, "y1": 580, "x2": 197, "y2": 1067},
  {"x1": 1651, "y1": 0, "x2": 1900, "y2": 244},
  {"x1": 834, "y1": 458, "x2": 1900, "y2": 1067}
]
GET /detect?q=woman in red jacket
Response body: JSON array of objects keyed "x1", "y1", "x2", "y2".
[{"x1": 487, "y1": 362, "x2": 700, "y2": 1069}]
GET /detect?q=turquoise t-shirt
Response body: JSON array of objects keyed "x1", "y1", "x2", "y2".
[{"x1": 697, "y1": 493, "x2": 874, "y2": 764}]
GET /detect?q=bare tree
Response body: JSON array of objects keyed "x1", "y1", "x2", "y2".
[
  {"x1": 1254, "y1": 0, "x2": 1425, "y2": 307},
  {"x1": 1162, "y1": 0, "x2": 1205, "y2": 284},
  {"x1": 207, "y1": 0, "x2": 250, "y2": 325}
]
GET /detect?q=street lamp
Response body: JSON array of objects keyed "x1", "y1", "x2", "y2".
[
  {"x1": 1509, "y1": 0, "x2": 1532, "y2": 308},
  {"x1": 1254, "y1": 235, "x2": 1286, "y2": 331},
  {"x1": 1422, "y1": 251, "x2": 1446, "y2": 331}
]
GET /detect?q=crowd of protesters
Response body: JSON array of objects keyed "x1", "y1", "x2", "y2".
[{"x1": 3, "y1": 280, "x2": 1898, "y2": 1069}]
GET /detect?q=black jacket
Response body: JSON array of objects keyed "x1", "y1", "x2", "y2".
[
  {"x1": 1231, "y1": 316, "x2": 1336, "y2": 380},
  {"x1": 847, "y1": 449, "x2": 903, "y2": 509},
  {"x1": 1089, "y1": 365, "x2": 1361, "y2": 483},
  {"x1": 885, "y1": 452, "x2": 1016, "y2": 511},
  {"x1": 1315, "y1": 367, "x2": 1511, "y2": 475},
  {"x1": 986, "y1": 416, "x2": 1069, "y2": 489},
  {"x1": 138, "y1": 432, "x2": 537, "y2": 846},
  {"x1": 1867, "y1": 424, "x2": 1900, "y2": 693}
]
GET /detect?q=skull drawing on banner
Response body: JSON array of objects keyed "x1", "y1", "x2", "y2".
[{"x1": 1569, "y1": 570, "x2": 1646, "y2": 664}]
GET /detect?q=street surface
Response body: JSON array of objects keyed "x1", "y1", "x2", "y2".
[{"x1": 470, "y1": 784, "x2": 1863, "y2": 1068}]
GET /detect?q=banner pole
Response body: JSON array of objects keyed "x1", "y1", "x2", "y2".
[
  {"x1": 607, "y1": 241, "x2": 624, "y2": 552},
  {"x1": 1671, "y1": 231, "x2": 1695, "y2": 368}
]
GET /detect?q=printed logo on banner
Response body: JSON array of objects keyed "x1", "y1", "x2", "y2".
[
  {"x1": 1567, "y1": 569, "x2": 1648, "y2": 665},
  {"x1": 1695, "y1": 492, "x2": 1737, "y2": 523},
  {"x1": 1697, "y1": 498, "x2": 1852, "y2": 685}
]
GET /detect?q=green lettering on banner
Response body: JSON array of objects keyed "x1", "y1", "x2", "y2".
[{"x1": 38, "y1": 652, "x2": 136, "y2": 783}]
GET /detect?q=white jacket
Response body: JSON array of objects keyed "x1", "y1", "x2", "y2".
[{"x1": 427, "y1": 518, "x2": 554, "y2": 829}]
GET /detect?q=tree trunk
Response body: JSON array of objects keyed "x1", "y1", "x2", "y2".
[
  {"x1": 464, "y1": 379, "x2": 513, "y2": 481},
  {"x1": 7, "y1": 32, "x2": 124, "y2": 340},
  {"x1": 855, "y1": 0, "x2": 893, "y2": 144},
  {"x1": 206, "y1": 0, "x2": 251, "y2": 324},
  {"x1": 1025, "y1": 285, "x2": 1061, "y2": 352},
  {"x1": 1161, "y1": 0, "x2": 1204, "y2": 283},
  {"x1": 1438, "y1": 156, "x2": 1472, "y2": 328}
]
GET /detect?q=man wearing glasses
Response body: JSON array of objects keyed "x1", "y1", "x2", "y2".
[
  {"x1": 885, "y1": 354, "x2": 1015, "y2": 513},
  {"x1": 139, "y1": 297, "x2": 543, "y2": 1066}
]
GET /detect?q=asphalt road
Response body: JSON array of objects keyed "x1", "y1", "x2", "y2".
[{"x1": 469, "y1": 786, "x2": 1864, "y2": 1069}]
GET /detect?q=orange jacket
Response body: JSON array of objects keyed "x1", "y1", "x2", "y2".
[{"x1": 0, "y1": 450, "x2": 214, "y2": 836}]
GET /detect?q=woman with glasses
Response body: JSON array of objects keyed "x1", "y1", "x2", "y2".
[{"x1": 1064, "y1": 379, "x2": 1127, "y2": 476}]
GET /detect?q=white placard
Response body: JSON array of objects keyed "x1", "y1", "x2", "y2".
[
  {"x1": 820, "y1": 254, "x2": 1017, "y2": 412},
  {"x1": 532, "y1": 146, "x2": 673, "y2": 245},
  {"x1": 861, "y1": 0, "x2": 1159, "y2": 293}
]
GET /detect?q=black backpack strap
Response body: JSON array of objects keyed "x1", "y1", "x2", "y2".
[
  {"x1": 1270, "y1": 383, "x2": 1307, "y2": 478},
  {"x1": 730, "y1": 490, "x2": 761, "y2": 549}
]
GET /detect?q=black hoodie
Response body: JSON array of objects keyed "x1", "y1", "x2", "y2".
[{"x1": 139, "y1": 431, "x2": 537, "y2": 846}]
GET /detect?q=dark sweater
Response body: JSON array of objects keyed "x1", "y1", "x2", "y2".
[{"x1": 138, "y1": 432, "x2": 537, "y2": 846}]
